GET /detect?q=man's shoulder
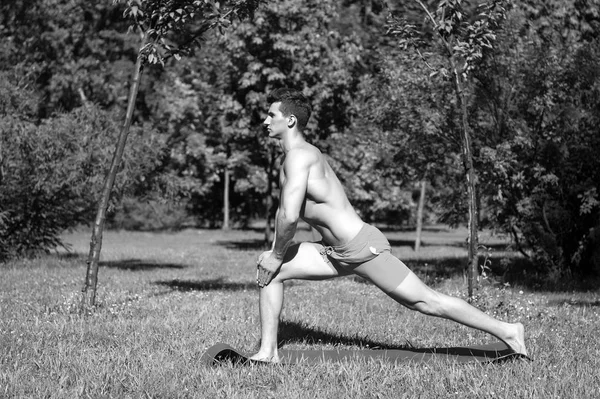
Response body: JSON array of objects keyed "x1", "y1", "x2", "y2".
[{"x1": 284, "y1": 144, "x2": 321, "y2": 166}]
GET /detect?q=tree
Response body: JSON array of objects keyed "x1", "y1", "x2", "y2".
[
  {"x1": 81, "y1": 0, "x2": 262, "y2": 309},
  {"x1": 473, "y1": 0, "x2": 600, "y2": 278},
  {"x1": 0, "y1": 1, "x2": 165, "y2": 262},
  {"x1": 0, "y1": 0, "x2": 138, "y2": 116},
  {"x1": 185, "y1": 0, "x2": 368, "y2": 242},
  {"x1": 388, "y1": 0, "x2": 510, "y2": 296},
  {"x1": 339, "y1": 45, "x2": 460, "y2": 229}
]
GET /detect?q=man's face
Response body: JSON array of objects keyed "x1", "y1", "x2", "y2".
[{"x1": 263, "y1": 102, "x2": 288, "y2": 139}]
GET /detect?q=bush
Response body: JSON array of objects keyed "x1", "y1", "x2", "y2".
[
  {"x1": 0, "y1": 78, "x2": 165, "y2": 261},
  {"x1": 478, "y1": 41, "x2": 600, "y2": 278},
  {"x1": 108, "y1": 197, "x2": 190, "y2": 231}
]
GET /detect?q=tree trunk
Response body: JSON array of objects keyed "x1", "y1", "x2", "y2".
[
  {"x1": 413, "y1": 0, "x2": 481, "y2": 298},
  {"x1": 414, "y1": 180, "x2": 427, "y2": 252},
  {"x1": 222, "y1": 168, "x2": 230, "y2": 230},
  {"x1": 451, "y1": 60, "x2": 479, "y2": 298},
  {"x1": 0, "y1": 133, "x2": 4, "y2": 187},
  {"x1": 81, "y1": 38, "x2": 146, "y2": 311},
  {"x1": 465, "y1": 146, "x2": 479, "y2": 298}
]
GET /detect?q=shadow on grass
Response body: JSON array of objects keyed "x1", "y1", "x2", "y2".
[
  {"x1": 388, "y1": 239, "x2": 513, "y2": 250},
  {"x1": 100, "y1": 258, "x2": 186, "y2": 270},
  {"x1": 154, "y1": 277, "x2": 255, "y2": 292},
  {"x1": 56, "y1": 252, "x2": 82, "y2": 259},
  {"x1": 546, "y1": 299, "x2": 600, "y2": 307},
  {"x1": 246, "y1": 225, "x2": 312, "y2": 232},
  {"x1": 382, "y1": 256, "x2": 547, "y2": 291},
  {"x1": 406, "y1": 258, "x2": 466, "y2": 279},
  {"x1": 388, "y1": 239, "x2": 439, "y2": 247},
  {"x1": 377, "y1": 225, "x2": 452, "y2": 233},
  {"x1": 216, "y1": 239, "x2": 269, "y2": 251},
  {"x1": 403, "y1": 256, "x2": 600, "y2": 292},
  {"x1": 278, "y1": 320, "x2": 407, "y2": 350}
]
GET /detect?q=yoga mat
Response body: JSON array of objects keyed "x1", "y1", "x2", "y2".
[{"x1": 201, "y1": 341, "x2": 528, "y2": 366}]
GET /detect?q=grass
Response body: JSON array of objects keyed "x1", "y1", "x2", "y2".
[{"x1": 1, "y1": 225, "x2": 599, "y2": 398}]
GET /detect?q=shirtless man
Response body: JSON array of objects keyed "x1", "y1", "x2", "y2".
[{"x1": 251, "y1": 88, "x2": 527, "y2": 362}]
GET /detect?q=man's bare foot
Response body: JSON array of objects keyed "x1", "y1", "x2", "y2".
[
  {"x1": 502, "y1": 322, "x2": 528, "y2": 357},
  {"x1": 248, "y1": 352, "x2": 281, "y2": 363}
]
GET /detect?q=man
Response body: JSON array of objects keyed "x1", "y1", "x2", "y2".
[{"x1": 252, "y1": 88, "x2": 527, "y2": 362}]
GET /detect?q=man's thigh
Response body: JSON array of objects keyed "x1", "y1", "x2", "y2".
[
  {"x1": 351, "y1": 251, "x2": 412, "y2": 294},
  {"x1": 274, "y1": 242, "x2": 350, "y2": 282}
]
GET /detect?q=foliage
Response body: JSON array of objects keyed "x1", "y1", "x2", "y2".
[
  {"x1": 382, "y1": 0, "x2": 600, "y2": 279},
  {"x1": 384, "y1": 0, "x2": 512, "y2": 217},
  {"x1": 387, "y1": 0, "x2": 509, "y2": 77},
  {"x1": 386, "y1": 0, "x2": 512, "y2": 297},
  {"x1": 145, "y1": 61, "x2": 260, "y2": 226},
  {"x1": 0, "y1": 0, "x2": 136, "y2": 116},
  {"x1": 328, "y1": 130, "x2": 414, "y2": 225},
  {"x1": 0, "y1": 74, "x2": 165, "y2": 261},
  {"x1": 118, "y1": 0, "x2": 263, "y2": 65},
  {"x1": 226, "y1": 0, "x2": 366, "y2": 223},
  {"x1": 338, "y1": 49, "x2": 460, "y2": 225},
  {"x1": 109, "y1": 197, "x2": 190, "y2": 230},
  {"x1": 1, "y1": 0, "x2": 599, "y2": 284},
  {"x1": 474, "y1": 0, "x2": 600, "y2": 276},
  {"x1": 220, "y1": 0, "x2": 393, "y2": 224},
  {"x1": 140, "y1": 0, "x2": 368, "y2": 227}
]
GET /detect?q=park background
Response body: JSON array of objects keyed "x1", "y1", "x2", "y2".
[{"x1": 1, "y1": 0, "x2": 600, "y2": 397}]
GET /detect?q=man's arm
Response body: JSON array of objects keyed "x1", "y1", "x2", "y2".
[
  {"x1": 256, "y1": 149, "x2": 311, "y2": 287},
  {"x1": 272, "y1": 150, "x2": 311, "y2": 259}
]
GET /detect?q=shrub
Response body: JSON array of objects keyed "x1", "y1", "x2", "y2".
[
  {"x1": 0, "y1": 93, "x2": 165, "y2": 262},
  {"x1": 108, "y1": 197, "x2": 190, "y2": 231},
  {"x1": 478, "y1": 41, "x2": 600, "y2": 278}
]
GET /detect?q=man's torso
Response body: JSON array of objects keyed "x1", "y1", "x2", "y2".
[{"x1": 280, "y1": 143, "x2": 364, "y2": 246}]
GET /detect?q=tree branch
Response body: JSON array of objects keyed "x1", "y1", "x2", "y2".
[{"x1": 415, "y1": 0, "x2": 438, "y2": 28}]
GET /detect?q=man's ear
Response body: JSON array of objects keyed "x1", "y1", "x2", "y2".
[{"x1": 288, "y1": 115, "x2": 297, "y2": 128}]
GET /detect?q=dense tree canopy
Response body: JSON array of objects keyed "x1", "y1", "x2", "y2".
[
  {"x1": 1, "y1": 0, "x2": 599, "y2": 279},
  {"x1": 473, "y1": 0, "x2": 600, "y2": 275}
]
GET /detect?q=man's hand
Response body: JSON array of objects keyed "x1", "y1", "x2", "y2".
[{"x1": 256, "y1": 250, "x2": 283, "y2": 288}]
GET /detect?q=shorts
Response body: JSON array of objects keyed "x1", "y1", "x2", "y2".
[{"x1": 318, "y1": 224, "x2": 411, "y2": 293}]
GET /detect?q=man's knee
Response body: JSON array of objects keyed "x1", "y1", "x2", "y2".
[
  {"x1": 413, "y1": 301, "x2": 439, "y2": 316},
  {"x1": 411, "y1": 291, "x2": 445, "y2": 316}
]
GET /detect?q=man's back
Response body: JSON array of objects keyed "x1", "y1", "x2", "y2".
[{"x1": 283, "y1": 142, "x2": 364, "y2": 246}]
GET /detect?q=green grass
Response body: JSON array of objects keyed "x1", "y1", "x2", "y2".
[{"x1": 1, "y1": 226, "x2": 599, "y2": 398}]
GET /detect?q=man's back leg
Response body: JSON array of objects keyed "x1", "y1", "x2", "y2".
[{"x1": 385, "y1": 269, "x2": 527, "y2": 356}]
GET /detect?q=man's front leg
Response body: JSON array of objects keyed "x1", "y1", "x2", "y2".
[{"x1": 249, "y1": 280, "x2": 284, "y2": 362}]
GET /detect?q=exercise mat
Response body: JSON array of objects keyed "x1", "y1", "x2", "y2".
[{"x1": 201, "y1": 341, "x2": 528, "y2": 366}]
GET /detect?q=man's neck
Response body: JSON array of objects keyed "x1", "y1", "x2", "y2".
[{"x1": 280, "y1": 130, "x2": 305, "y2": 153}]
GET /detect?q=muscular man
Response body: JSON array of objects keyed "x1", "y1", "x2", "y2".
[{"x1": 252, "y1": 88, "x2": 527, "y2": 362}]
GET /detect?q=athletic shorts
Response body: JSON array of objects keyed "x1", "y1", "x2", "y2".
[{"x1": 318, "y1": 224, "x2": 411, "y2": 293}]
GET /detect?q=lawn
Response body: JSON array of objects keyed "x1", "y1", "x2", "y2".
[{"x1": 1, "y1": 226, "x2": 599, "y2": 398}]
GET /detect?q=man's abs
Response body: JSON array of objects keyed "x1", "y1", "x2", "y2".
[
  {"x1": 302, "y1": 172, "x2": 364, "y2": 245},
  {"x1": 288, "y1": 143, "x2": 364, "y2": 245},
  {"x1": 302, "y1": 203, "x2": 364, "y2": 246}
]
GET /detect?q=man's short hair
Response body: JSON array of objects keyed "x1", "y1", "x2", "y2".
[{"x1": 267, "y1": 88, "x2": 312, "y2": 131}]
